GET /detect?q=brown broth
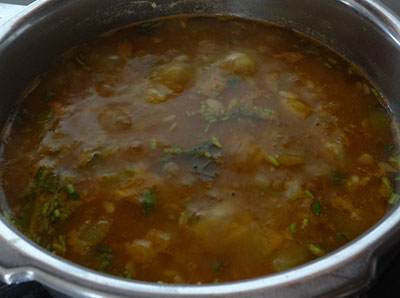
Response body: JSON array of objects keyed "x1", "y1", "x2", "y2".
[{"x1": 1, "y1": 16, "x2": 398, "y2": 284}]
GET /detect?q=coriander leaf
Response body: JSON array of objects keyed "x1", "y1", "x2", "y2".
[
  {"x1": 37, "y1": 109, "x2": 54, "y2": 126},
  {"x1": 14, "y1": 110, "x2": 27, "y2": 128},
  {"x1": 149, "y1": 138, "x2": 157, "y2": 150},
  {"x1": 333, "y1": 172, "x2": 347, "y2": 185},
  {"x1": 336, "y1": 232, "x2": 350, "y2": 242},
  {"x1": 311, "y1": 202, "x2": 322, "y2": 216},
  {"x1": 41, "y1": 173, "x2": 60, "y2": 193},
  {"x1": 99, "y1": 255, "x2": 111, "y2": 271},
  {"x1": 304, "y1": 189, "x2": 314, "y2": 199},
  {"x1": 124, "y1": 269, "x2": 133, "y2": 279},
  {"x1": 268, "y1": 155, "x2": 280, "y2": 167},
  {"x1": 259, "y1": 184, "x2": 282, "y2": 196},
  {"x1": 98, "y1": 244, "x2": 113, "y2": 254},
  {"x1": 66, "y1": 184, "x2": 79, "y2": 200},
  {"x1": 302, "y1": 218, "x2": 309, "y2": 228},
  {"x1": 211, "y1": 136, "x2": 223, "y2": 149},
  {"x1": 385, "y1": 145, "x2": 395, "y2": 152},
  {"x1": 141, "y1": 189, "x2": 157, "y2": 214},
  {"x1": 388, "y1": 192, "x2": 400, "y2": 205},
  {"x1": 382, "y1": 176, "x2": 393, "y2": 193},
  {"x1": 212, "y1": 259, "x2": 225, "y2": 273},
  {"x1": 308, "y1": 244, "x2": 325, "y2": 257},
  {"x1": 43, "y1": 91, "x2": 55, "y2": 102}
]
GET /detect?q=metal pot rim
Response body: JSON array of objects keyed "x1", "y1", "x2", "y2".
[{"x1": 1, "y1": 0, "x2": 400, "y2": 297}]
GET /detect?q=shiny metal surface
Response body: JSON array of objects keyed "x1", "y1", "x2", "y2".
[{"x1": 1, "y1": 0, "x2": 400, "y2": 297}]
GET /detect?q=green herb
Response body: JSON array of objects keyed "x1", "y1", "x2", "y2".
[
  {"x1": 14, "y1": 110, "x2": 27, "y2": 128},
  {"x1": 385, "y1": 145, "x2": 396, "y2": 152},
  {"x1": 362, "y1": 24, "x2": 367, "y2": 32},
  {"x1": 99, "y1": 255, "x2": 111, "y2": 271},
  {"x1": 382, "y1": 176, "x2": 393, "y2": 193},
  {"x1": 52, "y1": 242, "x2": 66, "y2": 253},
  {"x1": 333, "y1": 172, "x2": 347, "y2": 185},
  {"x1": 259, "y1": 184, "x2": 282, "y2": 196},
  {"x1": 149, "y1": 138, "x2": 157, "y2": 150},
  {"x1": 228, "y1": 106, "x2": 277, "y2": 121},
  {"x1": 258, "y1": 108, "x2": 277, "y2": 119},
  {"x1": 75, "y1": 54, "x2": 90, "y2": 71},
  {"x1": 42, "y1": 173, "x2": 60, "y2": 193},
  {"x1": 33, "y1": 167, "x2": 49, "y2": 188},
  {"x1": 311, "y1": 202, "x2": 322, "y2": 216},
  {"x1": 170, "y1": 140, "x2": 220, "y2": 160},
  {"x1": 324, "y1": 62, "x2": 333, "y2": 69},
  {"x1": 141, "y1": 189, "x2": 157, "y2": 214},
  {"x1": 389, "y1": 155, "x2": 400, "y2": 167},
  {"x1": 59, "y1": 235, "x2": 66, "y2": 246},
  {"x1": 211, "y1": 136, "x2": 222, "y2": 149},
  {"x1": 304, "y1": 189, "x2": 315, "y2": 199},
  {"x1": 37, "y1": 109, "x2": 54, "y2": 126},
  {"x1": 124, "y1": 269, "x2": 133, "y2": 279},
  {"x1": 327, "y1": 58, "x2": 338, "y2": 65},
  {"x1": 98, "y1": 244, "x2": 113, "y2": 255},
  {"x1": 347, "y1": 67, "x2": 353, "y2": 75},
  {"x1": 388, "y1": 192, "x2": 400, "y2": 205},
  {"x1": 288, "y1": 222, "x2": 296, "y2": 233},
  {"x1": 66, "y1": 184, "x2": 79, "y2": 200},
  {"x1": 304, "y1": 49, "x2": 317, "y2": 55},
  {"x1": 188, "y1": 104, "x2": 276, "y2": 133},
  {"x1": 204, "y1": 151, "x2": 212, "y2": 158},
  {"x1": 211, "y1": 90, "x2": 220, "y2": 96},
  {"x1": 172, "y1": 148, "x2": 183, "y2": 154},
  {"x1": 30, "y1": 167, "x2": 59, "y2": 194},
  {"x1": 42, "y1": 202, "x2": 49, "y2": 216},
  {"x1": 39, "y1": 195, "x2": 70, "y2": 224},
  {"x1": 164, "y1": 139, "x2": 221, "y2": 181},
  {"x1": 308, "y1": 244, "x2": 325, "y2": 257},
  {"x1": 302, "y1": 218, "x2": 309, "y2": 228},
  {"x1": 49, "y1": 200, "x2": 70, "y2": 223},
  {"x1": 336, "y1": 232, "x2": 350, "y2": 242},
  {"x1": 268, "y1": 155, "x2": 280, "y2": 167},
  {"x1": 26, "y1": 167, "x2": 75, "y2": 246},
  {"x1": 43, "y1": 91, "x2": 55, "y2": 102},
  {"x1": 53, "y1": 209, "x2": 60, "y2": 218},
  {"x1": 212, "y1": 259, "x2": 225, "y2": 272},
  {"x1": 53, "y1": 235, "x2": 67, "y2": 253}
]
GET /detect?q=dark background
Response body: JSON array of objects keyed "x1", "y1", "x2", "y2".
[{"x1": 1, "y1": 0, "x2": 400, "y2": 297}]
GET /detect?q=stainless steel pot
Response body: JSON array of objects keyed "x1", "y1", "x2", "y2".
[{"x1": 1, "y1": 0, "x2": 400, "y2": 297}]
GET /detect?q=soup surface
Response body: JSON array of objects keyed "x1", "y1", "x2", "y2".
[{"x1": 1, "y1": 16, "x2": 399, "y2": 284}]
